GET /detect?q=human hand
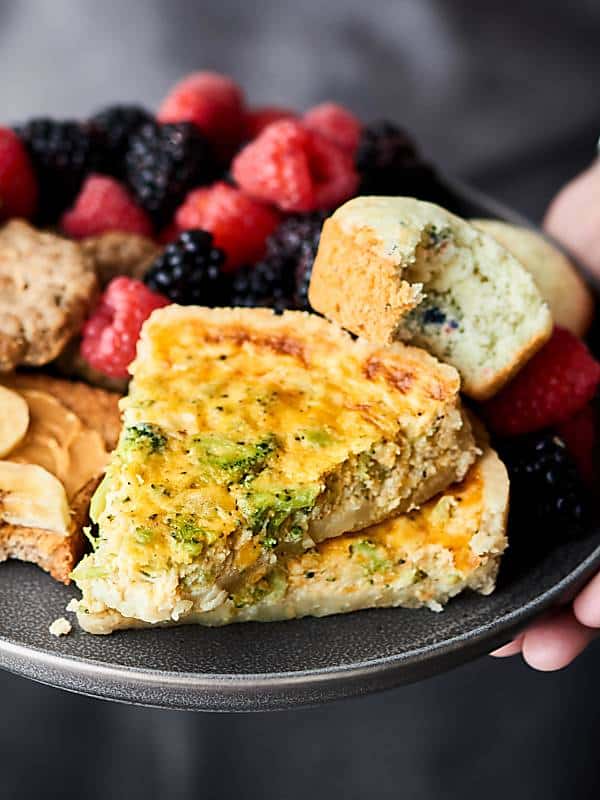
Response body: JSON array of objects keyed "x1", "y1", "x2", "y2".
[{"x1": 492, "y1": 157, "x2": 600, "y2": 670}]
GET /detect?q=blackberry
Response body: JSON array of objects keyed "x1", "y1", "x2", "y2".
[
  {"x1": 498, "y1": 431, "x2": 589, "y2": 539},
  {"x1": 143, "y1": 229, "x2": 228, "y2": 305},
  {"x1": 228, "y1": 213, "x2": 326, "y2": 312},
  {"x1": 229, "y1": 259, "x2": 295, "y2": 313},
  {"x1": 288, "y1": 214, "x2": 327, "y2": 311},
  {"x1": 90, "y1": 104, "x2": 153, "y2": 178},
  {"x1": 17, "y1": 118, "x2": 106, "y2": 222},
  {"x1": 356, "y1": 120, "x2": 441, "y2": 200},
  {"x1": 126, "y1": 122, "x2": 215, "y2": 227},
  {"x1": 262, "y1": 213, "x2": 328, "y2": 311}
]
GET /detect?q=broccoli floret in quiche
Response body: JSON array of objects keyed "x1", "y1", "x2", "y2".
[
  {"x1": 240, "y1": 485, "x2": 321, "y2": 547},
  {"x1": 193, "y1": 433, "x2": 279, "y2": 480},
  {"x1": 123, "y1": 422, "x2": 167, "y2": 454},
  {"x1": 350, "y1": 539, "x2": 391, "y2": 575}
]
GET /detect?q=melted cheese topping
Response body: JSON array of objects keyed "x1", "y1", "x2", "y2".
[
  {"x1": 75, "y1": 307, "x2": 461, "y2": 615},
  {"x1": 289, "y1": 454, "x2": 485, "y2": 587}
]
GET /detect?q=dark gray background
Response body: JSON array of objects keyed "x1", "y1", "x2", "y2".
[{"x1": 1, "y1": 1, "x2": 599, "y2": 798}]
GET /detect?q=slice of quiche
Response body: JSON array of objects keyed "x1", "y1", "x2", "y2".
[
  {"x1": 76, "y1": 446, "x2": 508, "y2": 633},
  {"x1": 72, "y1": 306, "x2": 476, "y2": 629}
]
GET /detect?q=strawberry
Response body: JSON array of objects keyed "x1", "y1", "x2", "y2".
[
  {"x1": 557, "y1": 404, "x2": 597, "y2": 485},
  {"x1": 484, "y1": 327, "x2": 600, "y2": 436},
  {"x1": 157, "y1": 223, "x2": 179, "y2": 245},
  {"x1": 0, "y1": 127, "x2": 38, "y2": 220}
]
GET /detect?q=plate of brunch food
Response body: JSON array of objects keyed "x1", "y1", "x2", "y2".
[{"x1": 0, "y1": 72, "x2": 599, "y2": 711}]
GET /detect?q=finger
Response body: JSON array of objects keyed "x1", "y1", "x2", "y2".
[
  {"x1": 543, "y1": 159, "x2": 600, "y2": 275},
  {"x1": 490, "y1": 634, "x2": 524, "y2": 657},
  {"x1": 521, "y1": 610, "x2": 597, "y2": 671},
  {"x1": 573, "y1": 571, "x2": 600, "y2": 628}
]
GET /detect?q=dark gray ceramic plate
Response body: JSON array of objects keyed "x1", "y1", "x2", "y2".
[{"x1": 1, "y1": 178, "x2": 599, "y2": 712}]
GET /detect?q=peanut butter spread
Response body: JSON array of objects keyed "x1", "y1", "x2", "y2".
[
  {"x1": 9, "y1": 388, "x2": 108, "y2": 499},
  {"x1": 0, "y1": 381, "x2": 109, "y2": 535}
]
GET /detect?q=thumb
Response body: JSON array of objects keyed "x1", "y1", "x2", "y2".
[{"x1": 544, "y1": 158, "x2": 600, "y2": 275}]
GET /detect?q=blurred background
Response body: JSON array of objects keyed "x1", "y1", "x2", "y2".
[{"x1": 1, "y1": 0, "x2": 600, "y2": 797}]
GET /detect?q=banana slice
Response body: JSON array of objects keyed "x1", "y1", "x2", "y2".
[
  {"x1": 0, "y1": 461, "x2": 71, "y2": 535},
  {"x1": 0, "y1": 385, "x2": 29, "y2": 458},
  {"x1": 8, "y1": 389, "x2": 80, "y2": 488}
]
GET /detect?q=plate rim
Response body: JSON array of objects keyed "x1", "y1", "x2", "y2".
[{"x1": 3, "y1": 540, "x2": 600, "y2": 690}]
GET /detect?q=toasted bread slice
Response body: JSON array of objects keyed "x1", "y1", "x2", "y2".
[
  {"x1": 0, "y1": 375, "x2": 121, "y2": 582},
  {"x1": 75, "y1": 445, "x2": 508, "y2": 633},
  {"x1": 309, "y1": 196, "x2": 553, "y2": 400},
  {"x1": 72, "y1": 306, "x2": 476, "y2": 627},
  {"x1": 470, "y1": 218, "x2": 594, "y2": 337}
]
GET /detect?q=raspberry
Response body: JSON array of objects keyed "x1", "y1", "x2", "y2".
[
  {"x1": 144, "y1": 229, "x2": 228, "y2": 305},
  {"x1": 244, "y1": 106, "x2": 297, "y2": 139},
  {"x1": 303, "y1": 102, "x2": 362, "y2": 154},
  {"x1": 17, "y1": 119, "x2": 106, "y2": 221},
  {"x1": 232, "y1": 120, "x2": 358, "y2": 213},
  {"x1": 174, "y1": 181, "x2": 280, "y2": 270},
  {"x1": 557, "y1": 405, "x2": 597, "y2": 485},
  {"x1": 125, "y1": 122, "x2": 215, "y2": 227},
  {"x1": 90, "y1": 104, "x2": 154, "y2": 178},
  {"x1": 232, "y1": 120, "x2": 312, "y2": 212},
  {"x1": 61, "y1": 174, "x2": 153, "y2": 239},
  {"x1": 158, "y1": 71, "x2": 245, "y2": 161},
  {"x1": 81, "y1": 276, "x2": 169, "y2": 378},
  {"x1": 484, "y1": 327, "x2": 600, "y2": 436},
  {"x1": 308, "y1": 131, "x2": 359, "y2": 210},
  {"x1": 0, "y1": 127, "x2": 38, "y2": 220}
]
